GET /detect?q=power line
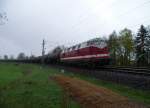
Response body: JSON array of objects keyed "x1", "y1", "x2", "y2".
[
  {"x1": 71, "y1": 0, "x2": 150, "y2": 31},
  {"x1": 116, "y1": 0, "x2": 150, "y2": 19},
  {"x1": 71, "y1": 4, "x2": 117, "y2": 30},
  {"x1": 130, "y1": 17, "x2": 150, "y2": 28},
  {"x1": 71, "y1": 0, "x2": 119, "y2": 29},
  {"x1": 55, "y1": 0, "x2": 150, "y2": 44}
]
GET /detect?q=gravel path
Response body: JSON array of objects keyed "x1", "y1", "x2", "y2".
[{"x1": 53, "y1": 75, "x2": 147, "y2": 108}]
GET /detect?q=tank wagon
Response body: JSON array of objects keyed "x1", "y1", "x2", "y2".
[{"x1": 45, "y1": 46, "x2": 62, "y2": 64}]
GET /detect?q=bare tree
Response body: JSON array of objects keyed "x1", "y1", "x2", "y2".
[
  {"x1": 17, "y1": 53, "x2": 26, "y2": 60},
  {"x1": 4, "y1": 55, "x2": 8, "y2": 60},
  {"x1": 0, "y1": 12, "x2": 8, "y2": 25}
]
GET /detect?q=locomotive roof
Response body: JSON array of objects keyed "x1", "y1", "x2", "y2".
[
  {"x1": 87, "y1": 38, "x2": 106, "y2": 42},
  {"x1": 61, "y1": 38, "x2": 107, "y2": 53}
]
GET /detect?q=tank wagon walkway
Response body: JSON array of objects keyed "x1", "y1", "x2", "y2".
[{"x1": 52, "y1": 75, "x2": 147, "y2": 108}]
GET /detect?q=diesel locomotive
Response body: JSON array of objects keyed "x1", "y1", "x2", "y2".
[{"x1": 59, "y1": 38, "x2": 110, "y2": 66}]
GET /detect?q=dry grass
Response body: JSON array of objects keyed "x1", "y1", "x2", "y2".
[{"x1": 53, "y1": 75, "x2": 147, "y2": 108}]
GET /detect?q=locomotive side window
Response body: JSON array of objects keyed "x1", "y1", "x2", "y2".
[
  {"x1": 78, "y1": 44, "x2": 81, "y2": 49},
  {"x1": 72, "y1": 46, "x2": 76, "y2": 50},
  {"x1": 62, "y1": 50, "x2": 64, "y2": 54},
  {"x1": 69, "y1": 47, "x2": 73, "y2": 51},
  {"x1": 75, "y1": 45, "x2": 78, "y2": 50},
  {"x1": 80, "y1": 42, "x2": 87, "y2": 48},
  {"x1": 64, "y1": 49, "x2": 66, "y2": 52}
]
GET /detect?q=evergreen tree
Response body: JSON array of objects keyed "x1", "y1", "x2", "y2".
[
  {"x1": 135, "y1": 25, "x2": 149, "y2": 66},
  {"x1": 146, "y1": 25, "x2": 150, "y2": 65}
]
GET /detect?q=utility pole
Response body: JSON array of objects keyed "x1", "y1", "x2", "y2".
[
  {"x1": 148, "y1": 51, "x2": 150, "y2": 65},
  {"x1": 42, "y1": 39, "x2": 46, "y2": 65}
]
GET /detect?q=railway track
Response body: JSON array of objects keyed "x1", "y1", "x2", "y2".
[
  {"x1": 51, "y1": 65, "x2": 150, "y2": 90},
  {"x1": 98, "y1": 66, "x2": 150, "y2": 76}
]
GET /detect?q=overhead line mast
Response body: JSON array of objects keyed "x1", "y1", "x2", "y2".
[{"x1": 42, "y1": 39, "x2": 46, "y2": 65}]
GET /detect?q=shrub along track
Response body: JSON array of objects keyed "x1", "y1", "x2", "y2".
[{"x1": 53, "y1": 75, "x2": 147, "y2": 108}]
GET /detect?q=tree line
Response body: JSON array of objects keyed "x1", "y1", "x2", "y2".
[
  {"x1": 1, "y1": 24, "x2": 150, "y2": 67},
  {"x1": 2, "y1": 53, "x2": 35, "y2": 60},
  {"x1": 108, "y1": 25, "x2": 150, "y2": 67}
]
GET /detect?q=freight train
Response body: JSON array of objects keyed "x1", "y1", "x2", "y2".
[
  {"x1": 47, "y1": 38, "x2": 110, "y2": 66},
  {"x1": 15, "y1": 38, "x2": 110, "y2": 66}
]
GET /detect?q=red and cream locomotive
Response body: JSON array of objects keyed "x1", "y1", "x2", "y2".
[{"x1": 60, "y1": 38, "x2": 110, "y2": 66}]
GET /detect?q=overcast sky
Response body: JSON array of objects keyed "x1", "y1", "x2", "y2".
[{"x1": 0, "y1": 0, "x2": 150, "y2": 58}]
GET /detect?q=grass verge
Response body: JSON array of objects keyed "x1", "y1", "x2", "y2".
[{"x1": 0, "y1": 62, "x2": 80, "y2": 108}]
